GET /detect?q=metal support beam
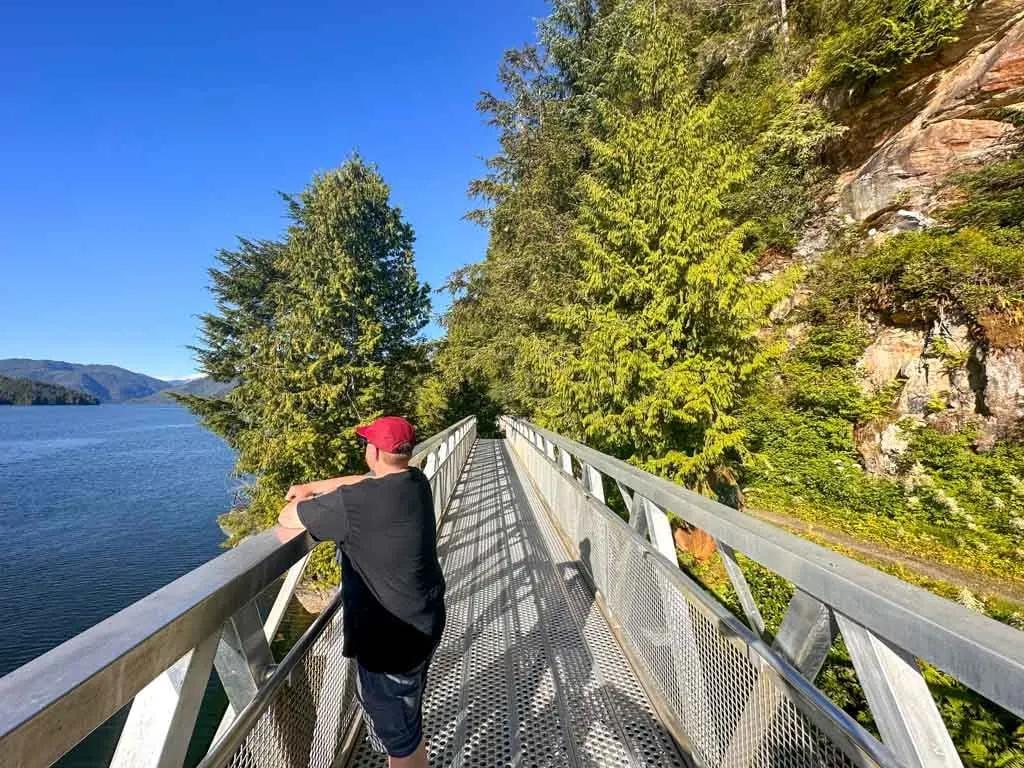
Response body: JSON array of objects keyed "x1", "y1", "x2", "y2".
[
  {"x1": 721, "y1": 591, "x2": 838, "y2": 768},
  {"x1": 215, "y1": 601, "x2": 276, "y2": 714},
  {"x1": 583, "y1": 463, "x2": 605, "y2": 503},
  {"x1": 545, "y1": 437, "x2": 557, "y2": 462},
  {"x1": 837, "y1": 615, "x2": 962, "y2": 768},
  {"x1": 774, "y1": 590, "x2": 837, "y2": 679},
  {"x1": 110, "y1": 629, "x2": 221, "y2": 768},
  {"x1": 559, "y1": 446, "x2": 573, "y2": 476},
  {"x1": 638, "y1": 496, "x2": 676, "y2": 563},
  {"x1": 717, "y1": 542, "x2": 766, "y2": 638}
]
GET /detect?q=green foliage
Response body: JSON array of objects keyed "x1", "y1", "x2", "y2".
[
  {"x1": 932, "y1": 336, "x2": 971, "y2": 370},
  {"x1": 924, "y1": 665, "x2": 1024, "y2": 768},
  {"x1": 806, "y1": 0, "x2": 975, "y2": 95},
  {"x1": 547, "y1": 7, "x2": 791, "y2": 490},
  {"x1": 0, "y1": 375, "x2": 99, "y2": 405},
  {"x1": 415, "y1": 362, "x2": 504, "y2": 439},
  {"x1": 444, "y1": 1, "x2": 596, "y2": 422},
  {"x1": 823, "y1": 228, "x2": 1024, "y2": 333},
  {"x1": 725, "y1": 86, "x2": 847, "y2": 251},
  {"x1": 946, "y1": 158, "x2": 1024, "y2": 235},
  {"x1": 904, "y1": 428, "x2": 1024, "y2": 539},
  {"x1": 816, "y1": 154, "x2": 1024, "y2": 347},
  {"x1": 182, "y1": 156, "x2": 430, "y2": 582}
]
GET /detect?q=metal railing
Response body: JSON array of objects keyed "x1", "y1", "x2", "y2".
[
  {"x1": 502, "y1": 417, "x2": 1024, "y2": 768},
  {"x1": 0, "y1": 416, "x2": 477, "y2": 768}
]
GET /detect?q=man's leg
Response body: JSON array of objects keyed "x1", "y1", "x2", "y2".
[
  {"x1": 355, "y1": 661, "x2": 430, "y2": 766},
  {"x1": 389, "y1": 738, "x2": 428, "y2": 768}
]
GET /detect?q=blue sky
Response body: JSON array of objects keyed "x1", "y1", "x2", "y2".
[{"x1": 0, "y1": 0, "x2": 548, "y2": 379}]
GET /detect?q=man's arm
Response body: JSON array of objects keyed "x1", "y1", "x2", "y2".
[
  {"x1": 278, "y1": 484, "x2": 352, "y2": 543},
  {"x1": 277, "y1": 499, "x2": 305, "y2": 530},
  {"x1": 285, "y1": 474, "x2": 366, "y2": 502}
]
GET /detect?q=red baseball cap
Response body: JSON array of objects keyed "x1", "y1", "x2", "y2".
[{"x1": 355, "y1": 416, "x2": 416, "y2": 453}]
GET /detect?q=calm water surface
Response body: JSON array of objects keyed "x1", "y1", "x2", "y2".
[{"x1": 0, "y1": 405, "x2": 240, "y2": 765}]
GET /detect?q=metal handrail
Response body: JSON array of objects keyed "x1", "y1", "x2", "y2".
[
  {"x1": 197, "y1": 590, "x2": 346, "y2": 767},
  {"x1": 0, "y1": 526, "x2": 315, "y2": 768},
  {"x1": 505, "y1": 417, "x2": 1024, "y2": 722},
  {"x1": 510, "y1": 434, "x2": 898, "y2": 767},
  {"x1": 411, "y1": 415, "x2": 475, "y2": 461},
  {"x1": 0, "y1": 415, "x2": 477, "y2": 768}
]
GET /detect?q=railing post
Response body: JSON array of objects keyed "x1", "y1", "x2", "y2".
[
  {"x1": 559, "y1": 447, "x2": 573, "y2": 476},
  {"x1": 110, "y1": 630, "x2": 221, "y2": 768},
  {"x1": 582, "y1": 463, "x2": 605, "y2": 503},
  {"x1": 636, "y1": 496, "x2": 675, "y2": 563},
  {"x1": 837, "y1": 616, "x2": 963, "y2": 768}
]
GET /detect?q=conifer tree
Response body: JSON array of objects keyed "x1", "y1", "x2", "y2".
[
  {"x1": 550, "y1": 7, "x2": 785, "y2": 491},
  {"x1": 181, "y1": 157, "x2": 430, "y2": 577}
]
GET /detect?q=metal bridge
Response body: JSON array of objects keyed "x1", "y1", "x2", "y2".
[{"x1": 2, "y1": 416, "x2": 1023, "y2": 768}]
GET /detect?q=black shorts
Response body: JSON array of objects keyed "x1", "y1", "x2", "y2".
[{"x1": 354, "y1": 658, "x2": 431, "y2": 758}]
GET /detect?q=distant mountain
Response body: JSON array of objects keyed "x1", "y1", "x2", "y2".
[
  {"x1": 0, "y1": 375, "x2": 100, "y2": 405},
  {"x1": 174, "y1": 376, "x2": 236, "y2": 398},
  {"x1": 0, "y1": 359, "x2": 173, "y2": 403},
  {"x1": 127, "y1": 376, "x2": 236, "y2": 404}
]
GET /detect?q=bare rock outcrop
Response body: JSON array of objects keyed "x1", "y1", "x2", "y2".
[
  {"x1": 982, "y1": 347, "x2": 1024, "y2": 427},
  {"x1": 839, "y1": 1, "x2": 1024, "y2": 221},
  {"x1": 855, "y1": 320, "x2": 987, "y2": 472}
]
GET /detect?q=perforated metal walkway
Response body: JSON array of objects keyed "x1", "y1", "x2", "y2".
[{"x1": 348, "y1": 439, "x2": 686, "y2": 767}]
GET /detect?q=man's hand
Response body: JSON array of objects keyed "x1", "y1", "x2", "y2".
[
  {"x1": 285, "y1": 483, "x2": 317, "y2": 502},
  {"x1": 285, "y1": 475, "x2": 367, "y2": 502}
]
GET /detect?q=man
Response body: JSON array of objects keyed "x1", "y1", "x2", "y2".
[{"x1": 277, "y1": 416, "x2": 445, "y2": 768}]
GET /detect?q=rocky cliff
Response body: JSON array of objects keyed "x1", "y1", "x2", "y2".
[
  {"x1": 784, "y1": 0, "x2": 1024, "y2": 478},
  {"x1": 839, "y1": 0, "x2": 1024, "y2": 222}
]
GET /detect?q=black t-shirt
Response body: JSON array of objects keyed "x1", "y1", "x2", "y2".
[{"x1": 297, "y1": 467, "x2": 446, "y2": 673}]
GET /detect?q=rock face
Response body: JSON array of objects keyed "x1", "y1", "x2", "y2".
[
  {"x1": 982, "y1": 347, "x2": 1024, "y2": 427},
  {"x1": 854, "y1": 320, "x2": 995, "y2": 471},
  {"x1": 782, "y1": 3, "x2": 1024, "y2": 477},
  {"x1": 839, "y1": 2, "x2": 1024, "y2": 221},
  {"x1": 854, "y1": 314, "x2": 1024, "y2": 470},
  {"x1": 859, "y1": 328, "x2": 928, "y2": 392},
  {"x1": 858, "y1": 422, "x2": 911, "y2": 475}
]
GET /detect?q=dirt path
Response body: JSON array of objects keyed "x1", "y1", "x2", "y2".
[{"x1": 747, "y1": 507, "x2": 1024, "y2": 607}]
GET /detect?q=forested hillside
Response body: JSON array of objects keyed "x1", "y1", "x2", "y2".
[
  {"x1": 425, "y1": 0, "x2": 1024, "y2": 596},
  {"x1": 0, "y1": 375, "x2": 99, "y2": 405},
  {"x1": 416, "y1": 0, "x2": 1024, "y2": 761},
  {"x1": 0, "y1": 359, "x2": 172, "y2": 402}
]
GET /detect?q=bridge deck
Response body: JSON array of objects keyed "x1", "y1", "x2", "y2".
[{"x1": 348, "y1": 439, "x2": 686, "y2": 768}]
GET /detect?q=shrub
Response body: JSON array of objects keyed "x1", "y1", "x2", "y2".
[
  {"x1": 823, "y1": 228, "x2": 1024, "y2": 334},
  {"x1": 806, "y1": 0, "x2": 975, "y2": 96}
]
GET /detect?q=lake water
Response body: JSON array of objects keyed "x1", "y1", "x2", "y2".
[{"x1": 0, "y1": 405, "x2": 240, "y2": 765}]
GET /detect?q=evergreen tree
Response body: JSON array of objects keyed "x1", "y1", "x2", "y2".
[
  {"x1": 549, "y1": 6, "x2": 786, "y2": 492},
  {"x1": 181, "y1": 156, "x2": 430, "y2": 579},
  {"x1": 444, "y1": 0, "x2": 603, "y2": 417}
]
